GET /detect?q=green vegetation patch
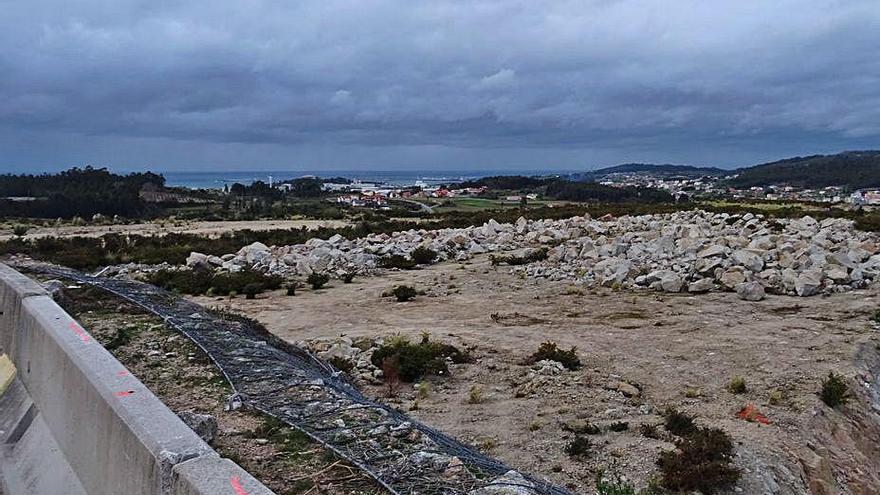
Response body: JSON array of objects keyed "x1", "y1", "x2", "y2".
[
  {"x1": 146, "y1": 268, "x2": 282, "y2": 296},
  {"x1": 370, "y1": 334, "x2": 471, "y2": 382}
]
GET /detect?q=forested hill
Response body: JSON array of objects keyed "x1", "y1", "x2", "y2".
[
  {"x1": 568, "y1": 163, "x2": 726, "y2": 181},
  {"x1": 727, "y1": 151, "x2": 880, "y2": 189},
  {"x1": 0, "y1": 167, "x2": 164, "y2": 218}
]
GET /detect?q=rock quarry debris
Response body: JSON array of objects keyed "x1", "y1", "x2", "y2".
[{"x1": 179, "y1": 211, "x2": 880, "y2": 300}]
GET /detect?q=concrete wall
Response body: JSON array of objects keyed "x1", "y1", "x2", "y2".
[{"x1": 0, "y1": 263, "x2": 276, "y2": 495}]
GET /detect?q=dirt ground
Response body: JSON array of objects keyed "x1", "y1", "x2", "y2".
[
  {"x1": 0, "y1": 219, "x2": 348, "y2": 240},
  {"x1": 194, "y1": 255, "x2": 880, "y2": 494}
]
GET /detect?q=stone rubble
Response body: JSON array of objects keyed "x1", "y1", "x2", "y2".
[{"x1": 192, "y1": 210, "x2": 880, "y2": 297}]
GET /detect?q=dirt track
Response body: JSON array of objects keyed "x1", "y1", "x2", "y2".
[
  {"x1": 195, "y1": 255, "x2": 880, "y2": 494},
  {"x1": 0, "y1": 219, "x2": 348, "y2": 240}
]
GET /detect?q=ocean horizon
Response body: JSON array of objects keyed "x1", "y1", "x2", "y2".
[{"x1": 162, "y1": 169, "x2": 573, "y2": 189}]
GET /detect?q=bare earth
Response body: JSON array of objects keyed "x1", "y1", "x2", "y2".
[
  {"x1": 0, "y1": 219, "x2": 348, "y2": 240},
  {"x1": 194, "y1": 255, "x2": 880, "y2": 494}
]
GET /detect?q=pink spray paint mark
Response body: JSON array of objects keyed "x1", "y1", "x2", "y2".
[
  {"x1": 230, "y1": 476, "x2": 248, "y2": 495},
  {"x1": 116, "y1": 370, "x2": 130, "y2": 377},
  {"x1": 114, "y1": 390, "x2": 135, "y2": 398},
  {"x1": 68, "y1": 322, "x2": 90, "y2": 343}
]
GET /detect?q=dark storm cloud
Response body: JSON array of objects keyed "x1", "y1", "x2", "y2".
[{"x1": 1, "y1": 0, "x2": 879, "y2": 170}]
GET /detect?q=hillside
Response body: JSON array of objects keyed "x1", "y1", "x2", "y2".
[
  {"x1": 568, "y1": 163, "x2": 726, "y2": 181},
  {"x1": 728, "y1": 151, "x2": 880, "y2": 189}
]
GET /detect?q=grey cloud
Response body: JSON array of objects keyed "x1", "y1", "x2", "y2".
[{"x1": 1, "y1": 0, "x2": 879, "y2": 170}]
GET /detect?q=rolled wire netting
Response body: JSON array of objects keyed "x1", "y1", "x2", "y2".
[{"x1": 26, "y1": 263, "x2": 573, "y2": 495}]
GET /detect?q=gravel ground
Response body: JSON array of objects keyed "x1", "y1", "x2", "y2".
[{"x1": 194, "y1": 254, "x2": 880, "y2": 494}]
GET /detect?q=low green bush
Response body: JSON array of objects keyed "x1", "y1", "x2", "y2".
[
  {"x1": 370, "y1": 334, "x2": 470, "y2": 382},
  {"x1": 820, "y1": 372, "x2": 849, "y2": 407},
  {"x1": 657, "y1": 427, "x2": 740, "y2": 493},
  {"x1": 12, "y1": 224, "x2": 29, "y2": 237},
  {"x1": 727, "y1": 376, "x2": 747, "y2": 394},
  {"x1": 663, "y1": 407, "x2": 696, "y2": 436},
  {"x1": 564, "y1": 435, "x2": 591, "y2": 458},
  {"x1": 379, "y1": 254, "x2": 417, "y2": 270},
  {"x1": 609, "y1": 421, "x2": 629, "y2": 432},
  {"x1": 146, "y1": 268, "x2": 281, "y2": 296},
  {"x1": 524, "y1": 341, "x2": 581, "y2": 370},
  {"x1": 391, "y1": 285, "x2": 418, "y2": 302},
  {"x1": 307, "y1": 273, "x2": 329, "y2": 290},
  {"x1": 411, "y1": 246, "x2": 438, "y2": 265},
  {"x1": 243, "y1": 283, "x2": 261, "y2": 299}
]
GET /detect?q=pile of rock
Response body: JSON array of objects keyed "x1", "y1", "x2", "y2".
[
  {"x1": 297, "y1": 335, "x2": 383, "y2": 384},
  {"x1": 188, "y1": 210, "x2": 880, "y2": 298}
]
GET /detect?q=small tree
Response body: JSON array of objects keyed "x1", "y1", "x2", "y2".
[
  {"x1": 307, "y1": 273, "x2": 329, "y2": 290},
  {"x1": 285, "y1": 283, "x2": 299, "y2": 296}
]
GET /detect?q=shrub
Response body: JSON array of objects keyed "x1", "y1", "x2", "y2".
[
  {"x1": 341, "y1": 272, "x2": 356, "y2": 283},
  {"x1": 391, "y1": 285, "x2": 418, "y2": 302},
  {"x1": 146, "y1": 268, "x2": 281, "y2": 296},
  {"x1": 727, "y1": 376, "x2": 747, "y2": 394},
  {"x1": 595, "y1": 474, "x2": 638, "y2": 495},
  {"x1": 12, "y1": 224, "x2": 29, "y2": 237},
  {"x1": 379, "y1": 254, "x2": 417, "y2": 270},
  {"x1": 685, "y1": 387, "x2": 702, "y2": 398},
  {"x1": 768, "y1": 389, "x2": 783, "y2": 405},
  {"x1": 564, "y1": 435, "x2": 591, "y2": 458},
  {"x1": 820, "y1": 372, "x2": 849, "y2": 407},
  {"x1": 657, "y1": 427, "x2": 740, "y2": 493},
  {"x1": 286, "y1": 283, "x2": 298, "y2": 296},
  {"x1": 524, "y1": 341, "x2": 581, "y2": 370},
  {"x1": 381, "y1": 356, "x2": 401, "y2": 397},
  {"x1": 243, "y1": 283, "x2": 261, "y2": 299},
  {"x1": 640, "y1": 423, "x2": 662, "y2": 439},
  {"x1": 663, "y1": 407, "x2": 696, "y2": 436},
  {"x1": 609, "y1": 421, "x2": 629, "y2": 432},
  {"x1": 307, "y1": 273, "x2": 329, "y2": 290},
  {"x1": 562, "y1": 421, "x2": 601, "y2": 435},
  {"x1": 411, "y1": 246, "x2": 438, "y2": 265},
  {"x1": 467, "y1": 385, "x2": 483, "y2": 404},
  {"x1": 370, "y1": 334, "x2": 470, "y2": 382}
]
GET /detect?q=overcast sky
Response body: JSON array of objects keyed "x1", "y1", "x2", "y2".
[{"x1": 2, "y1": 0, "x2": 879, "y2": 173}]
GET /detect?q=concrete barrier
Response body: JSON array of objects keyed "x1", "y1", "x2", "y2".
[{"x1": 0, "y1": 263, "x2": 276, "y2": 495}]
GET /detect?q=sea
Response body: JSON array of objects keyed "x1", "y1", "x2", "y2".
[{"x1": 162, "y1": 169, "x2": 569, "y2": 189}]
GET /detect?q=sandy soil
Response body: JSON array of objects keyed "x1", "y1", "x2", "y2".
[
  {"x1": 195, "y1": 255, "x2": 880, "y2": 494},
  {"x1": 0, "y1": 219, "x2": 349, "y2": 240}
]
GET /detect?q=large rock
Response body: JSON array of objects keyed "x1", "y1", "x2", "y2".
[
  {"x1": 720, "y1": 269, "x2": 747, "y2": 289},
  {"x1": 185, "y1": 252, "x2": 210, "y2": 270},
  {"x1": 697, "y1": 245, "x2": 726, "y2": 258},
  {"x1": 732, "y1": 249, "x2": 764, "y2": 272},
  {"x1": 688, "y1": 278, "x2": 714, "y2": 293},
  {"x1": 735, "y1": 281, "x2": 765, "y2": 301},
  {"x1": 653, "y1": 270, "x2": 682, "y2": 293},
  {"x1": 469, "y1": 471, "x2": 536, "y2": 495},
  {"x1": 795, "y1": 270, "x2": 823, "y2": 296}
]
